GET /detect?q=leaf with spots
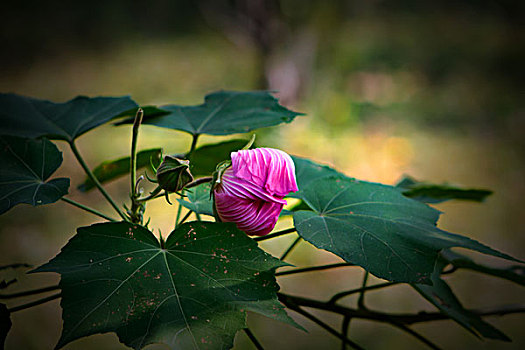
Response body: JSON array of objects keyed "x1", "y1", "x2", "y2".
[
  {"x1": 0, "y1": 93, "x2": 138, "y2": 142},
  {"x1": 293, "y1": 176, "x2": 521, "y2": 284},
  {"x1": 116, "y1": 91, "x2": 303, "y2": 136},
  {"x1": 34, "y1": 221, "x2": 295, "y2": 349},
  {"x1": 0, "y1": 136, "x2": 69, "y2": 215}
]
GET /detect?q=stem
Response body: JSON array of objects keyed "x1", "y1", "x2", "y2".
[
  {"x1": 0, "y1": 285, "x2": 60, "y2": 299},
  {"x1": 388, "y1": 321, "x2": 442, "y2": 350},
  {"x1": 341, "y1": 316, "x2": 352, "y2": 350},
  {"x1": 185, "y1": 177, "x2": 212, "y2": 189},
  {"x1": 129, "y1": 108, "x2": 144, "y2": 223},
  {"x1": 175, "y1": 202, "x2": 183, "y2": 228},
  {"x1": 8, "y1": 292, "x2": 61, "y2": 313},
  {"x1": 253, "y1": 228, "x2": 296, "y2": 242},
  {"x1": 177, "y1": 210, "x2": 193, "y2": 228},
  {"x1": 137, "y1": 186, "x2": 163, "y2": 202},
  {"x1": 280, "y1": 236, "x2": 302, "y2": 260},
  {"x1": 243, "y1": 328, "x2": 264, "y2": 350},
  {"x1": 329, "y1": 282, "x2": 399, "y2": 305},
  {"x1": 61, "y1": 197, "x2": 116, "y2": 222},
  {"x1": 130, "y1": 108, "x2": 143, "y2": 197},
  {"x1": 357, "y1": 271, "x2": 369, "y2": 309},
  {"x1": 187, "y1": 134, "x2": 199, "y2": 160},
  {"x1": 276, "y1": 263, "x2": 356, "y2": 277},
  {"x1": 0, "y1": 263, "x2": 31, "y2": 270},
  {"x1": 279, "y1": 294, "x2": 364, "y2": 350},
  {"x1": 69, "y1": 141, "x2": 128, "y2": 221}
]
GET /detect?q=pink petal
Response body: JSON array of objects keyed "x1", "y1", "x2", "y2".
[{"x1": 231, "y1": 148, "x2": 298, "y2": 197}]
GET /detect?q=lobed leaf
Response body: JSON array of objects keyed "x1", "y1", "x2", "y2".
[
  {"x1": 0, "y1": 93, "x2": 138, "y2": 142},
  {"x1": 78, "y1": 148, "x2": 162, "y2": 192},
  {"x1": 0, "y1": 136, "x2": 69, "y2": 214},
  {"x1": 396, "y1": 175, "x2": 493, "y2": 203},
  {"x1": 293, "y1": 176, "x2": 521, "y2": 284},
  {"x1": 35, "y1": 221, "x2": 294, "y2": 349},
  {"x1": 116, "y1": 91, "x2": 303, "y2": 136}
]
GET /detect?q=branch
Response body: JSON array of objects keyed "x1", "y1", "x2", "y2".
[
  {"x1": 7, "y1": 292, "x2": 61, "y2": 313},
  {"x1": 69, "y1": 141, "x2": 128, "y2": 221},
  {"x1": 61, "y1": 197, "x2": 117, "y2": 222},
  {"x1": 253, "y1": 228, "x2": 296, "y2": 242},
  {"x1": 243, "y1": 328, "x2": 264, "y2": 350},
  {"x1": 276, "y1": 263, "x2": 356, "y2": 277},
  {"x1": 0, "y1": 285, "x2": 59, "y2": 299}
]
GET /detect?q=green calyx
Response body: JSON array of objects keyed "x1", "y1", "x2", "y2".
[{"x1": 156, "y1": 155, "x2": 194, "y2": 192}]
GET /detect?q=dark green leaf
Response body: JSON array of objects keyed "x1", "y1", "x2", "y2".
[
  {"x1": 0, "y1": 136, "x2": 69, "y2": 214},
  {"x1": 290, "y1": 156, "x2": 345, "y2": 198},
  {"x1": 177, "y1": 183, "x2": 214, "y2": 216},
  {"x1": 35, "y1": 221, "x2": 294, "y2": 349},
  {"x1": 412, "y1": 259, "x2": 510, "y2": 341},
  {"x1": 441, "y1": 249, "x2": 525, "y2": 286},
  {"x1": 191, "y1": 140, "x2": 249, "y2": 176},
  {"x1": 78, "y1": 149, "x2": 162, "y2": 192},
  {"x1": 293, "y1": 176, "x2": 521, "y2": 284},
  {"x1": 0, "y1": 93, "x2": 138, "y2": 142},
  {"x1": 116, "y1": 91, "x2": 303, "y2": 136},
  {"x1": 0, "y1": 303, "x2": 11, "y2": 350},
  {"x1": 396, "y1": 175, "x2": 492, "y2": 203},
  {"x1": 116, "y1": 106, "x2": 171, "y2": 120}
]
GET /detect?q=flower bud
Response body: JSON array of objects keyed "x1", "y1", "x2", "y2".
[
  {"x1": 156, "y1": 155, "x2": 193, "y2": 192},
  {"x1": 213, "y1": 148, "x2": 298, "y2": 236}
]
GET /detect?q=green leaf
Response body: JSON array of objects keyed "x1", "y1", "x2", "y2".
[
  {"x1": 177, "y1": 183, "x2": 214, "y2": 216},
  {"x1": 0, "y1": 93, "x2": 138, "y2": 142},
  {"x1": 290, "y1": 156, "x2": 345, "y2": 198},
  {"x1": 0, "y1": 136, "x2": 69, "y2": 214},
  {"x1": 35, "y1": 221, "x2": 294, "y2": 349},
  {"x1": 396, "y1": 175, "x2": 492, "y2": 203},
  {"x1": 293, "y1": 176, "x2": 521, "y2": 284},
  {"x1": 0, "y1": 303, "x2": 11, "y2": 350},
  {"x1": 191, "y1": 140, "x2": 249, "y2": 176},
  {"x1": 116, "y1": 91, "x2": 303, "y2": 136},
  {"x1": 412, "y1": 259, "x2": 510, "y2": 341},
  {"x1": 441, "y1": 249, "x2": 525, "y2": 286},
  {"x1": 78, "y1": 149, "x2": 162, "y2": 192}
]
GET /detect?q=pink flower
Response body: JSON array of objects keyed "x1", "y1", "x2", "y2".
[{"x1": 213, "y1": 148, "x2": 298, "y2": 236}]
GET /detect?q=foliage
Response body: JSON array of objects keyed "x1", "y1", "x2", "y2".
[{"x1": 0, "y1": 91, "x2": 523, "y2": 350}]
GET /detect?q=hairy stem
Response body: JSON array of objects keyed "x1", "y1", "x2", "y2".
[
  {"x1": 129, "y1": 108, "x2": 144, "y2": 223},
  {"x1": 69, "y1": 141, "x2": 128, "y2": 221},
  {"x1": 0, "y1": 285, "x2": 60, "y2": 299},
  {"x1": 185, "y1": 177, "x2": 212, "y2": 189},
  {"x1": 276, "y1": 263, "x2": 356, "y2": 277},
  {"x1": 253, "y1": 228, "x2": 296, "y2": 242},
  {"x1": 243, "y1": 328, "x2": 264, "y2": 350},
  {"x1": 61, "y1": 197, "x2": 116, "y2": 222}
]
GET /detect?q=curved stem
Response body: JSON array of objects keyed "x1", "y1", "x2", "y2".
[
  {"x1": 185, "y1": 177, "x2": 212, "y2": 189},
  {"x1": 8, "y1": 292, "x2": 61, "y2": 313},
  {"x1": 388, "y1": 321, "x2": 442, "y2": 350},
  {"x1": 69, "y1": 141, "x2": 128, "y2": 221},
  {"x1": 280, "y1": 236, "x2": 302, "y2": 261},
  {"x1": 187, "y1": 134, "x2": 199, "y2": 160},
  {"x1": 276, "y1": 263, "x2": 356, "y2": 277},
  {"x1": 243, "y1": 328, "x2": 264, "y2": 350},
  {"x1": 129, "y1": 108, "x2": 144, "y2": 223},
  {"x1": 0, "y1": 285, "x2": 60, "y2": 299},
  {"x1": 357, "y1": 271, "x2": 369, "y2": 309},
  {"x1": 61, "y1": 197, "x2": 116, "y2": 222},
  {"x1": 253, "y1": 228, "x2": 296, "y2": 242}
]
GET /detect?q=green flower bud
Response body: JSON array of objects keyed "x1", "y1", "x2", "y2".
[{"x1": 156, "y1": 155, "x2": 193, "y2": 192}]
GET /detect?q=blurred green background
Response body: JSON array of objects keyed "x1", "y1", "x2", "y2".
[{"x1": 1, "y1": 1, "x2": 524, "y2": 349}]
